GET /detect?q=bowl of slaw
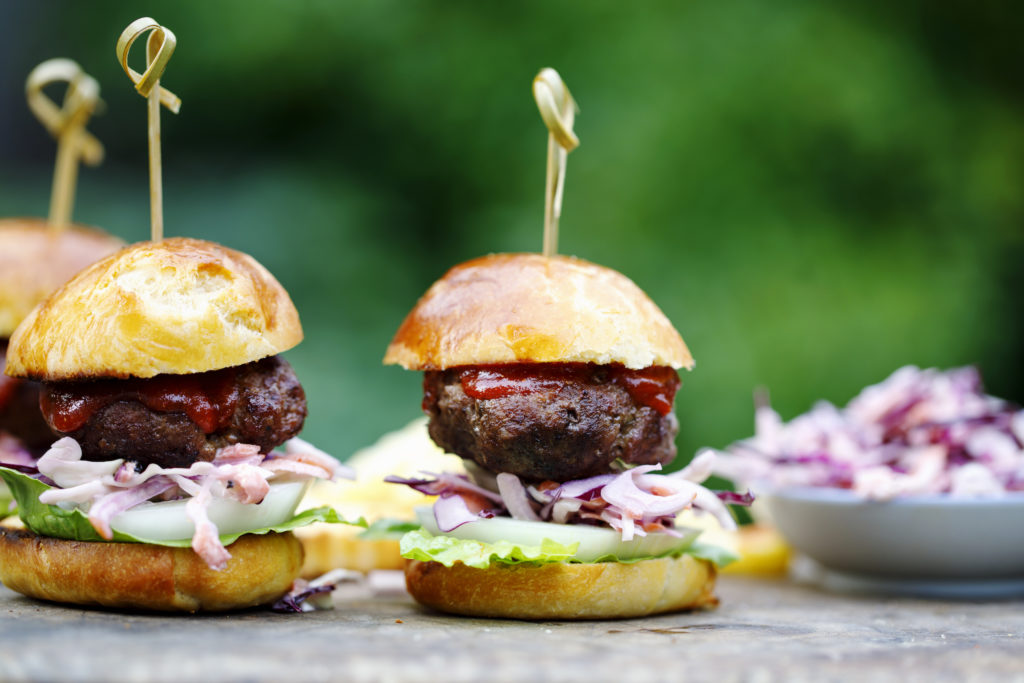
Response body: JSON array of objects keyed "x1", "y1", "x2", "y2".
[{"x1": 707, "y1": 365, "x2": 1024, "y2": 580}]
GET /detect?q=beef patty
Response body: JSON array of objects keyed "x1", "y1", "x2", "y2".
[
  {"x1": 40, "y1": 356, "x2": 306, "y2": 468},
  {"x1": 423, "y1": 364, "x2": 679, "y2": 482}
]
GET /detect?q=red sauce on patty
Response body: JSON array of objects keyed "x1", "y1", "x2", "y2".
[
  {"x1": 453, "y1": 363, "x2": 680, "y2": 416},
  {"x1": 41, "y1": 367, "x2": 240, "y2": 434}
]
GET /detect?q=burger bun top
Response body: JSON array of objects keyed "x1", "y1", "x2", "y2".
[
  {"x1": 6, "y1": 237, "x2": 302, "y2": 380},
  {"x1": 384, "y1": 253, "x2": 693, "y2": 371}
]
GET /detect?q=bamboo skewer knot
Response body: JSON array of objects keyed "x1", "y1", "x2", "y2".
[
  {"x1": 26, "y1": 60, "x2": 104, "y2": 165},
  {"x1": 25, "y1": 59, "x2": 104, "y2": 230},
  {"x1": 116, "y1": 17, "x2": 180, "y2": 243},
  {"x1": 533, "y1": 68, "x2": 579, "y2": 258},
  {"x1": 116, "y1": 17, "x2": 181, "y2": 113}
]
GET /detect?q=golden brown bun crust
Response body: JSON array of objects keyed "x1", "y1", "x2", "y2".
[
  {"x1": 0, "y1": 218, "x2": 124, "y2": 338},
  {"x1": 405, "y1": 554, "x2": 718, "y2": 620},
  {"x1": 6, "y1": 237, "x2": 303, "y2": 380},
  {"x1": 384, "y1": 253, "x2": 693, "y2": 371},
  {"x1": 0, "y1": 528, "x2": 302, "y2": 612}
]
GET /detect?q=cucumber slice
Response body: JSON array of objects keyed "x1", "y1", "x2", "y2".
[
  {"x1": 110, "y1": 481, "x2": 310, "y2": 542},
  {"x1": 416, "y1": 506, "x2": 699, "y2": 562}
]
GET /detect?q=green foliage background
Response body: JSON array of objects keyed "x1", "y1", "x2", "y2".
[{"x1": 1, "y1": 2, "x2": 1021, "y2": 465}]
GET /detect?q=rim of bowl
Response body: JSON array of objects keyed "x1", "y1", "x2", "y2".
[{"x1": 763, "y1": 487, "x2": 1024, "y2": 507}]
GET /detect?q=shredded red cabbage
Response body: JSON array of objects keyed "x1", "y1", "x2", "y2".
[
  {"x1": 496, "y1": 472, "x2": 541, "y2": 522},
  {"x1": 384, "y1": 472, "x2": 502, "y2": 502},
  {"x1": 713, "y1": 490, "x2": 757, "y2": 506},
  {"x1": 552, "y1": 474, "x2": 616, "y2": 499},
  {"x1": 433, "y1": 492, "x2": 492, "y2": 531},
  {"x1": 15, "y1": 436, "x2": 352, "y2": 570},
  {"x1": 272, "y1": 583, "x2": 335, "y2": 613},
  {"x1": 87, "y1": 476, "x2": 177, "y2": 539},
  {"x1": 387, "y1": 452, "x2": 753, "y2": 541},
  {"x1": 271, "y1": 569, "x2": 362, "y2": 613},
  {"x1": 711, "y1": 365, "x2": 1024, "y2": 499},
  {"x1": 0, "y1": 461, "x2": 40, "y2": 476}
]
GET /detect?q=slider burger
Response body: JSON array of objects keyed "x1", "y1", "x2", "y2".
[
  {"x1": 0, "y1": 218, "x2": 123, "y2": 456},
  {"x1": 384, "y1": 253, "x2": 748, "y2": 619},
  {"x1": 0, "y1": 237, "x2": 352, "y2": 612}
]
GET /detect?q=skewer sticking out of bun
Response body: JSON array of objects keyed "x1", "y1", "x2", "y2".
[
  {"x1": 2, "y1": 59, "x2": 123, "y2": 459},
  {"x1": 384, "y1": 253, "x2": 748, "y2": 619},
  {"x1": 0, "y1": 238, "x2": 353, "y2": 612},
  {"x1": 0, "y1": 21, "x2": 355, "y2": 613}
]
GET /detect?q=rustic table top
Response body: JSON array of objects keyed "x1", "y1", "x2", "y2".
[{"x1": 0, "y1": 572, "x2": 1021, "y2": 683}]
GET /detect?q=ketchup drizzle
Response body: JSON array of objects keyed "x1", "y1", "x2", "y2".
[
  {"x1": 41, "y1": 368, "x2": 239, "y2": 434},
  {"x1": 454, "y1": 363, "x2": 680, "y2": 416}
]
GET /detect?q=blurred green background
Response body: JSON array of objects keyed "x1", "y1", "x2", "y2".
[{"x1": 1, "y1": 1, "x2": 1021, "y2": 465}]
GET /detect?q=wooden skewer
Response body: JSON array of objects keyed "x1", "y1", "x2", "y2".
[
  {"x1": 25, "y1": 59, "x2": 104, "y2": 231},
  {"x1": 532, "y1": 68, "x2": 579, "y2": 258},
  {"x1": 116, "y1": 17, "x2": 181, "y2": 242}
]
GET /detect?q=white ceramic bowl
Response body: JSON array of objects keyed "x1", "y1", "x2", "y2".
[{"x1": 764, "y1": 488, "x2": 1024, "y2": 580}]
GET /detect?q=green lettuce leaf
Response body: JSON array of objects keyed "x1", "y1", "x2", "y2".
[
  {"x1": 0, "y1": 466, "x2": 364, "y2": 547},
  {"x1": 400, "y1": 527, "x2": 739, "y2": 568},
  {"x1": 359, "y1": 518, "x2": 420, "y2": 540},
  {"x1": 400, "y1": 528, "x2": 578, "y2": 569},
  {"x1": 685, "y1": 541, "x2": 740, "y2": 567},
  {"x1": 0, "y1": 482, "x2": 13, "y2": 521}
]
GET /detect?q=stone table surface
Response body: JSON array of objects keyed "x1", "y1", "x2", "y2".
[{"x1": 0, "y1": 573, "x2": 1021, "y2": 683}]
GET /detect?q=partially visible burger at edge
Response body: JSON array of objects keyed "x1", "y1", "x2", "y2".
[
  {"x1": 0, "y1": 218, "x2": 124, "y2": 457},
  {"x1": 384, "y1": 253, "x2": 749, "y2": 620},
  {"x1": 0, "y1": 237, "x2": 350, "y2": 612}
]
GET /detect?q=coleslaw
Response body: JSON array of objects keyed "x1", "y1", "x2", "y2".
[
  {"x1": 386, "y1": 449, "x2": 751, "y2": 544},
  {"x1": 0, "y1": 436, "x2": 355, "y2": 569},
  {"x1": 709, "y1": 365, "x2": 1024, "y2": 500}
]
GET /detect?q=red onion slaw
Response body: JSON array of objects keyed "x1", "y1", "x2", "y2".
[
  {"x1": 709, "y1": 365, "x2": 1024, "y2": 500},
  {"x1": 386, "y1": 450, "x2": 751, "y2": 542},
  {"x1": 15, "y1": 436, "x2": 354, "y2": 569}
]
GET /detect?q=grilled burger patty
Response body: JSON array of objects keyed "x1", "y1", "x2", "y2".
[
  {"x1": 40, "y1": 356, "x2": 306, "y2": 468},
  {"x1": 423, "y1": 365, "x2": 679, "y2": 482}
]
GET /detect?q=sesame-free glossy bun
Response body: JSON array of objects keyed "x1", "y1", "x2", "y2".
[
  {"x1": 0, "y1": 528, "x2": 303, "y2": 612},
  {"x1": 0, "y1": 218, "x2": 124, "y2": 338},
  {"x1": 383, "y1": 253, "x2": 693, "y2": 371},
  {"x1": 405, "y1": 554, "x2": 717, "y2": 619},
  {"x1": 6, "y1": 237, "x2": 302, "y2": 380}
]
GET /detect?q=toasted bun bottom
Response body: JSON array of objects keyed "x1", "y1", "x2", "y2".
[
  {"x1": 0, "y1": 528, "x2": 302, "y2": 612},
  {"x1": 405, "y1": 554, "x2": 718, "y2": 620}
]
